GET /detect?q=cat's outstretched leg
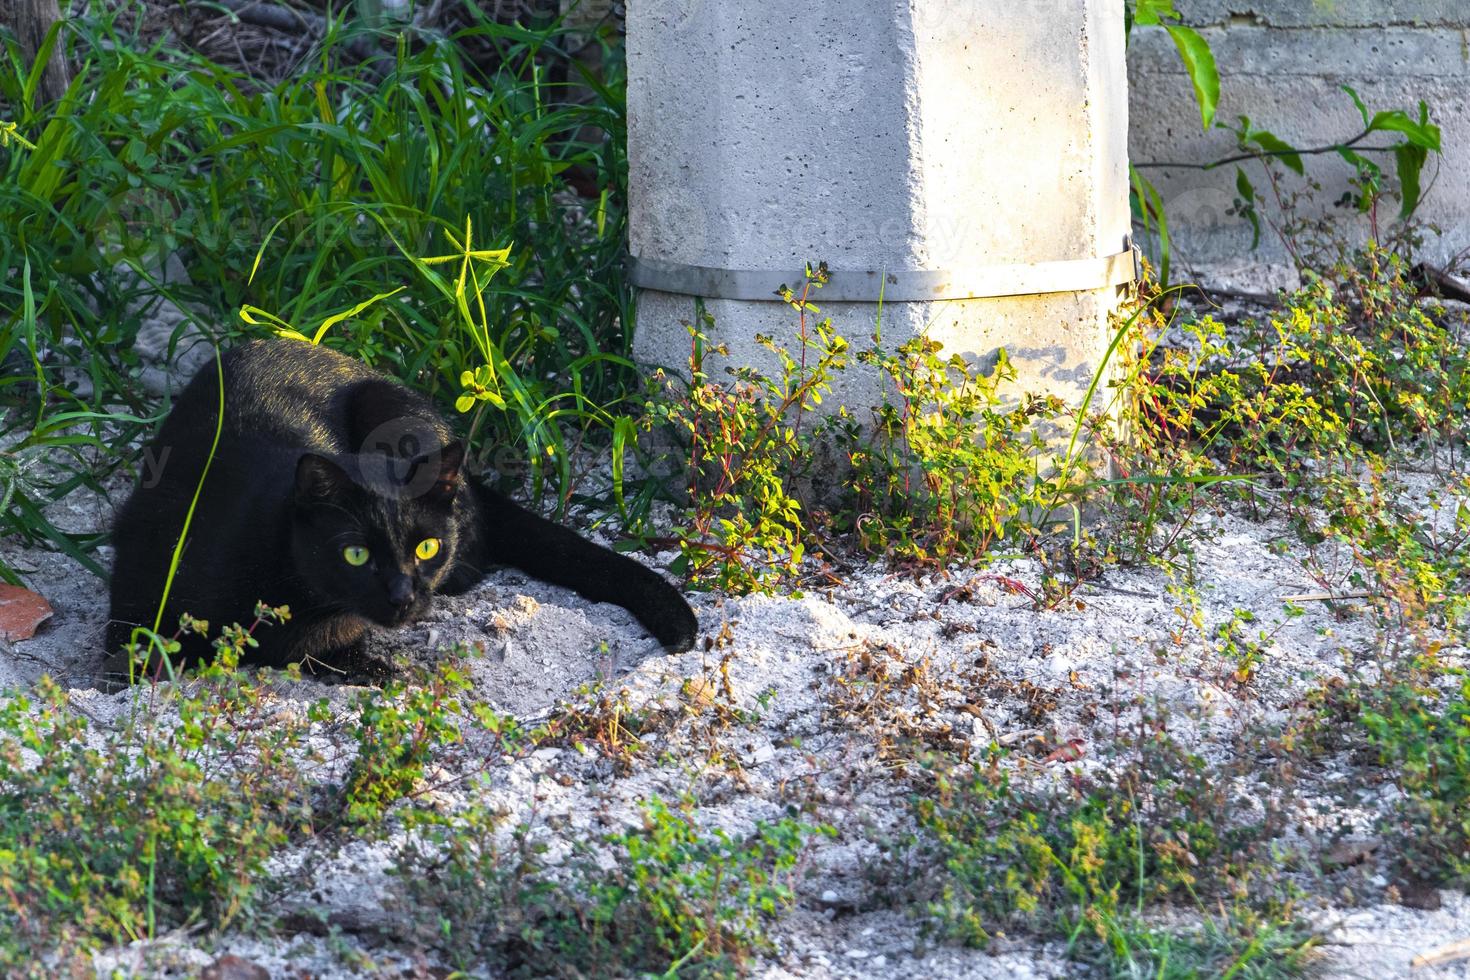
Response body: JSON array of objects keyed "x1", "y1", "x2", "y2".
[{"x1": 442, "y1": 481, "x2": 698, "y2": 652}]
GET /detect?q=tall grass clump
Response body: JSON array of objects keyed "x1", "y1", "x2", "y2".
[{"x1": 1, "y1": 4, "x2": 633, "y2": 579}]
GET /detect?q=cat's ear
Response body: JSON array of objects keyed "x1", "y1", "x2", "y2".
[
  {"x1": 418, "y1": 441, "x2": 464, "y2": 505},
  {"x1": 295, "y1": 453, "x2": 353, "y2": 503}
]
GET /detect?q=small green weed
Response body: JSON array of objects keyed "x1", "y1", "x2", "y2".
[
  {"x1": 1137, "y1": 251, "x2": 1470, "y2": 477},
  {"x1": 1361, "y1": 667, "x2": 1470, "y2": 886},
  {"x1": 393, "y1": 794, "x2": 830, "y2": 977},
  {"x1": 1298, "y1": 464, "x2": 1470, "y2": 631},
  {"x1": 644, "y1": 266, "x2": 849, "y2": 591},
  {"x1": 571, "y1": 797, "x2": 829, "y2": 974},
  {"x1": 1212, "y1": 607, "x2": 1302, "y2": 687},
  {"x1": 0, "y1": 621, "x2": 316, "y2": 974},
  {"x1": 911, "y1": 729, "x2": 1313, "y2": 974},
  {"x1": 847, "y1": 339, "x2": 1059, "y2": 563},
  {"x1": 1071, "y1": 908, "x2": 1319, "y2": 980},
  {"x1": 540, "y1": 680, "x2": 651, "y2": 771},
  {"x1": 343, "y1": 656, "x2": 492, "y2": 825}
]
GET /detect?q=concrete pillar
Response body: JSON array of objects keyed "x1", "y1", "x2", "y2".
[{"x1": 626, "y1": 0, "x2": 1134, "y2": 414}]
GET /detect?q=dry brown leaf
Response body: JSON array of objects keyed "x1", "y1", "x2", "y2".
[
  {"x1": 0, "y1": 583, "x2": 52, "y2": 641},
  {"x1": 1042, "y1": 738, "x2": 1087, "y2": 765}
]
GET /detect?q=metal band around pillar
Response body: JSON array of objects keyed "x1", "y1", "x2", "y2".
[{"x1": 629, "y1": 247, "x2": 1141, "y2": 303}]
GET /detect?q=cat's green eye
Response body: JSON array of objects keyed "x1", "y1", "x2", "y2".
[
  {"x1": 415, "y1": 538, "x2": 441, "y2": 561},
  {"x1": 343, "y1": 545, "x2": 371, "y2": 567}
]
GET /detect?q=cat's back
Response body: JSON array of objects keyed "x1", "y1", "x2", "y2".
[
  {"x1": 218, "y1": 339, "x2": 383, "y2": 453},
  {"x1": 166, "y1": 340, "x2": 445, "y2": 456}
]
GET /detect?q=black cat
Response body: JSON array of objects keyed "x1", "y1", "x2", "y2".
[{"x1": 103, "y1": 339, "x2": 696, "y2": 682}]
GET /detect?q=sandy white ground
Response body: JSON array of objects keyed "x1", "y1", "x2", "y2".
[{"x1": 2, "y1": 470, "x2": 1469, "y2": 978}]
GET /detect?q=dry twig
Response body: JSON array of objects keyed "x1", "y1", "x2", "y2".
[{"x1": 1411, "y1": 937, "x2": 1470, "y2": 969}]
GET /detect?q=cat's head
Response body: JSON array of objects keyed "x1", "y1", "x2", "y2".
[{"x1": 289, "y1": 441, "x2": 465, "y2": 628}]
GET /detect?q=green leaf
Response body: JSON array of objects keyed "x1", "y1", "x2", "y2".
[
  {"x1": 239, "y1": 304, "x2": 298, "y2": 334},
  {"x1": 1129, "y1": 165, "x2": 1152, "y2": 233},
  {"x1": 1247, "y1": 129, "x2": 1304, "y2": 175},
  {"x1": 1394, "y1": 143, "x2": 1428, "y2": 218},
  {"x1": 1336, "y1": 146, "x2": 1381, "y2": 178},
  {"x1": 246, "y1": 214, "x2": 300, "y2": 287},
  {"x1": 1235, "y1": 168, "x2": 1261, "y2": 249},
  {"x1": 1365, "y1": 110, "x2": 1442, "y2": 151},
  {"x1": 610, "y1": 415, "x2": 635, "y2": 519},
  {"x1": 20, "y1": 19, "x2": 65, "y2": 113},
  {"x1": 310, "y1": 286, "x2": 407, "y2": 344},
  {"x1": 1343, "y1": 85, "x2": 1371, "y2": 126},
  {"x1": 1130, "y1": 166, "x2": 1172, "y2": 286},
  {"x1": 1165, "y1": 25, "x2": 1220, "y2": 131},
  {"x1": 1131, "y1": 0, "x2": 1179, "y2": 28},
  {"x1": 1336, "y1": 147, "x2": 1382, "y2": 211}
]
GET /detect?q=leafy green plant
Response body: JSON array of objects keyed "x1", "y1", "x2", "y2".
[
  {"x1": 0, "y1": 619, "x2": 316, "y2": 973},
  {"x1": 551, "y1": 797, "x2": 830, "y2": 976},
  {"x1": 1211, "y1": 606, "x2": 1302, "y2": 687},
  {"x1": 343, "y1": 662, "x2": 470, "y2": 824},
  {"x1": 913, "y1": 732, "x2": 1313, "y2": 975},
  {"x1": 639, "y1": 270, "x2": 1251, "y2": 606},
  {"x1": 1302, "y1": 466, "x2": 1470, "y2": 631},
  {"x1": 343, "y1": 653, "x2": 529, "y2": 824},
  {"x1": 1117, "y1": 248, "x2": 1470, "y2": 640},
  {"x1": 538, "y1": 680, "x2": 657, "y2": 773},
  {"x1": 639, "y1": 271, "x2": 1214, "y2": 592},
  {"x1": 1071, "y1": 909, "x2": 1320, "y2": 980},
  {"x1": 845, "y1": 339, "x2": 1057, "y2": 563},
  {"x1": 1137, "y1": 252, "x2": 1469, "y2": 472},
  {"x1": 643, "y1": 265, "x2": 849, "y2": 592},
  {"x1": 1228, "y1": 89, "x2": 1442, "y2": 253},
  {"x1": 391, "y1": 794, "x2": 829, "y2": 977},
  {"x1": 1361, "y1": 669, "x2": 1470, "y2": 885},
  {"x1": 388, "y1": 798, "x2": 542, "y2": 966},
  {"x1": 916, "y1": 747, "x2": 1214, "y2": 947},
  {"x1": 1125, "y1": 1, "x2": 1442, "y2": 283}
]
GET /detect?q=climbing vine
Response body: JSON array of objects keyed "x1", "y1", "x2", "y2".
[{"x1": 1125, "y1": 1, "x2": 1442, "y2": 283}]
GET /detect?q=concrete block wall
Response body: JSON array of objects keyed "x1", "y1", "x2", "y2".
[{"x1": 1128, "y1": 0, "x2": 1470, "y2": 287}]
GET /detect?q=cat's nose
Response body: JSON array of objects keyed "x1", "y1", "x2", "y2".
[{"x1": 386, "y1": 574, "x2": 414, "y2": 607}]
